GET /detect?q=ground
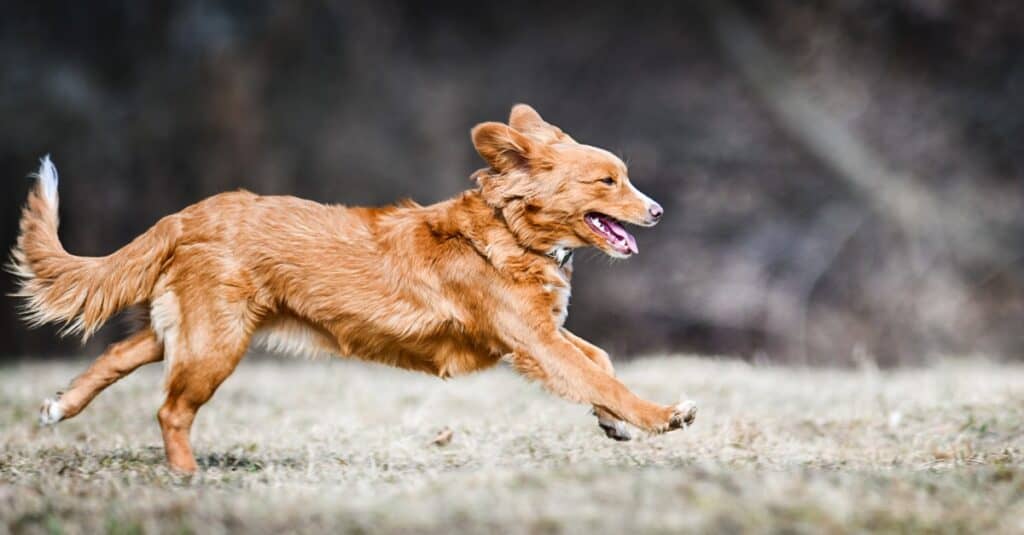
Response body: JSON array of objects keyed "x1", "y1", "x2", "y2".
[{"x1": 2, "y1": 355, "x2": 1023, "y2": 534}]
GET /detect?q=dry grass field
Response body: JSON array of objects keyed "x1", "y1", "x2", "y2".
[{"x1": 2, "y1": 355, "x2": 1024, "y2": 534}]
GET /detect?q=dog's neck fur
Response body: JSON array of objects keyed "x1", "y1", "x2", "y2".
[{"x1": 431, "y1": 190, "x2": 573, "y2": 278}]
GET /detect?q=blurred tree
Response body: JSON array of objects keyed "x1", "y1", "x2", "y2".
[{"x1": 2, "y1": 1, "x2": 1022, "y2": 364}]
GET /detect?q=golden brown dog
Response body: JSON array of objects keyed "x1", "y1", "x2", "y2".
[{"x1": 11, "y1": 104, "x2": 696, "y2": 473}]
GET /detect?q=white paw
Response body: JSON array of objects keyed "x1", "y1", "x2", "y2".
[
  {"x1": 39, "y1": 397, "x2": 63, "y2": 426},
  {"x1": 669, "y1": 399, "x2": 697, "y2": 429},
  {"x1": 598, "y1": 416, "x2": 632, "y2": 441}
]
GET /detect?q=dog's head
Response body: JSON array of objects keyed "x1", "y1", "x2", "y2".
[{"x1": 471, "y1": 104, "x2": 662, "y2": 258}]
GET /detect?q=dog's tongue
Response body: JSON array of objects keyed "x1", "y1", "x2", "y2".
[
  {"x1": 604, "y1": 216, "x2": 639, "y2": 254},
  {"x1": 624, "y1": 231, "x2": 638, "y2": 254}
]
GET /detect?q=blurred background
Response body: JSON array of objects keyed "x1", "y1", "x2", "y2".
[{"x1": 2, "y1": 1, "x2": 1022, "y2": 365}]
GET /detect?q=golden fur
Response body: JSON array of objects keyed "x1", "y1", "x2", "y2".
[{"x1": 12, "y1": 104, "x2": 695, "y2": 473}]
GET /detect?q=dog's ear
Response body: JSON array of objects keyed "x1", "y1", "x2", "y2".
[
  {"x1": 508, "y1": 104, "x2": 546, "y2": 131},
  {"x1": 471, "y1": 122, "x2": 551, "y2": 172},
  {"x1": 508, "y1": 104, "x2": 576, "y2": 144}
]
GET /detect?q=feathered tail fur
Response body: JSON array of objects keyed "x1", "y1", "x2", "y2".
[{"x1": 8, "y1": 156, "x2": 180, "y2": 340}]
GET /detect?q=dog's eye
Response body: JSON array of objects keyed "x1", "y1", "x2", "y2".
[{"x1": 599, "y1": 177, "x2": 615, "y2": 185}]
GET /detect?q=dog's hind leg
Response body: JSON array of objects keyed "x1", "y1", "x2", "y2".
[
  {"x1": 156, "y1": 300, "x2": 252, "y2": 474},
  {"x1": 39, "y1": 328, "x2": 164, "y2": 425},
  {"x1": 561, "y1": 329, "x2": 632, "y2": 441},
  {"x1": 158, "y1": 339, "x2": 249, "y2": 473}
]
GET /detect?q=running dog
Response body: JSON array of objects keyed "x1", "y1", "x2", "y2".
[{"x1": 11, "y1": 104, "x2": 696, "y2": 473}]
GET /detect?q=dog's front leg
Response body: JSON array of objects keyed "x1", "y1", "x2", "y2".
[
  {"x1": 561, "y1": 328, "x2": 632, "y2": 441},
  {"x1": 506, "y1": 329, "x2": 695, "y2": 434}
]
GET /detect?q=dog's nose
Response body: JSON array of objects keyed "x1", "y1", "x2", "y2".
[{"x1": 648, "y1": 203, "x2": 663, "y2": 221}]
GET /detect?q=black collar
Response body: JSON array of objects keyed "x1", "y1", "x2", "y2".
[{"x1": 547, "y1": 247, "x2": 573, "y2": 268}]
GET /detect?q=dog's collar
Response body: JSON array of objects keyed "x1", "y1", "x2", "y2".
[{"x1": 548, "y1": 247, "x2": 573, "y2": 268}]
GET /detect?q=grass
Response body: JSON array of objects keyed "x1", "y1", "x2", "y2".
[{"x1": 2, "y1": 355, "x2": 1024, "y2": 534}]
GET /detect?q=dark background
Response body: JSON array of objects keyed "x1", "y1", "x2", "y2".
[{"x1": 2, "y1": 1, "x2": 1023, "y2": 365}]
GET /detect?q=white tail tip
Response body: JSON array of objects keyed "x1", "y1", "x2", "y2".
[{"x1": 35, "y1": 154, "x2": 59, "y2": 207}]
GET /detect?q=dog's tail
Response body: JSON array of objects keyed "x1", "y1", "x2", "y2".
[{"x1": 8, "y1": 156, "x2": 181, "y2": 340}]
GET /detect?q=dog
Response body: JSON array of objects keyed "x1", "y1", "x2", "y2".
[{"x1": 11, "y1": 104, "x2": 696, "y2": 473}]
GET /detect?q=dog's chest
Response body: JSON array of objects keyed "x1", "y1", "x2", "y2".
[
  {"x1": 543, "y1": 260, "x2": 573, "y2": 327},
  {"x1": 548, "y1": 282, "x2": 571, "y2": 326}
]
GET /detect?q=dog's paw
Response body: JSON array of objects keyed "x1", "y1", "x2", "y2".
[
  {"x1": 668, "y1": 399, "x2": 697, "y2": 430},
  {"x1": 598, "y1": 417, "x2": 632, "y2": 442},
  {"x1": 39, "y1": 397, "x2": 64, "y2": 426},
  {"x1": 592, "y1": 407, "x2": 632, "y2": 441},
  {"x1": 649, "y1": 399, "x2": 698, "y2": 434}
]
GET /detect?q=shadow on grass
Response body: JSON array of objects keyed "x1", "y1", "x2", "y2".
[
  {"x1": 196, "y1": 451, "x2": 306, "y2": 472},
  {"x1": 26, "y1": 445, "x2": 309, "y2": 476}
]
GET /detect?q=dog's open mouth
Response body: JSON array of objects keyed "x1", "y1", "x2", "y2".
[{"x1": 585, "y1": 213, "x2": 638, "y2": 255}]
